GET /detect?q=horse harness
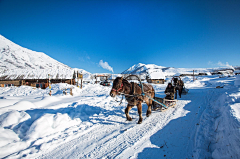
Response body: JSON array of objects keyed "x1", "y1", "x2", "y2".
[
  {"x1": 126, "y1": 82, "x2": 154, "y2": 105},
  {"x1": 111, "y1": 81, "x2": 153, "y2": 105},
  {"x1": 111, "y1": 77, "x2": 169, "y2": 109}
]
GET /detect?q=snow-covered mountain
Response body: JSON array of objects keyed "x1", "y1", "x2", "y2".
[
  {"x1": 122, "y1": 63, "x2": 237, "y2": 78},
  {"x1": 0, "y1": 35, "x2": 91, "y2": 79},
  {"x1": 122, "y1": 63, "x2": 167, "y2": 75},
  {"x1": 0, "y1": 35, "x2": 70, "y2": 70}
]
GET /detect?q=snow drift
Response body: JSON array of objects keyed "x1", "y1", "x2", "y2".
[{"x1": 0, "y1": 75, "x2": 240, "y2": 158}]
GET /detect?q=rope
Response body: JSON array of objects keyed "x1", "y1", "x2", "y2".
[{"x1": 113, "y1": 94, "x2": 124, "y2": 105}]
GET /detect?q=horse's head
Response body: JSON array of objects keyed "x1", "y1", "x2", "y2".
[
  {"x1": 173, "y1": 77, "x2": 178, "y2": 84},
  {"x1": 110, "y1": 77, "x2": 124, "y2": 97}
]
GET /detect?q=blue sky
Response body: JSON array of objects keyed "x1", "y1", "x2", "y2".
[{"x1": 0, "y1": 0, "x2": 239, "y2": 73}]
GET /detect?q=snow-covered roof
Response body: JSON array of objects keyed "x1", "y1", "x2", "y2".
[
  {"x1": 0, "y1": 68, "x2": 92, "y2": 80},
  {"x1": 148, "y1": 70, "x2": 165, "y2": 80},
  {"x1": 218, "y1": 70, "x2": 234, "y2": 75}
]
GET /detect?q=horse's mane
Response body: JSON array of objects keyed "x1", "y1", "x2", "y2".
[
  {"x1": 122, "y1": 78, "x2": 131, "y2": 87},
  {"x1": 179, "y1": 80, "x2": 184, "y2": 86}
]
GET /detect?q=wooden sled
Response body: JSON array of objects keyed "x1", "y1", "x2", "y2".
[{"x1": 152, "y1": 97, "x2": 177, "y2": 112}]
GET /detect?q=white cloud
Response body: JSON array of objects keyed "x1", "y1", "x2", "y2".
[
  {"x1": 217, "y1": 61, "x2": 226, "y2": 66},
  {"x1": 99, "y1": 60, "x2": 114, "y2": 73},
  {"x1": 208, "y1": 61, "x2": 213, "y2": 65},
  {"x1": 218, "y1": 61, "x2": 235, "y2": 70}
]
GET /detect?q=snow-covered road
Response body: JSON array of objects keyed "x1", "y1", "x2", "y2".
[{"x1": 0, "y1": 76, "x2": 240, "y2": 158}]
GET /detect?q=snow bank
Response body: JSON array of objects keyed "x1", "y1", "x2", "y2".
[
  {"x1": 0, "y1": 98, "x2": 20, "y2": 108},
  {"x1": 211, "y1": 89, "x2": 240, "y2": 159},
  {"x1": 26, "y1": 113, "x2": 81, "y2": 140},
  {"x1": 0, "y1": 110, "x2": 30, "y2": 127},
  {"x1": 0, "y1": 85, "x2": 48, "y2": 97},
  {"x1": 0, "y1": 127, "x2": 20, "y2": 147},
  {"x1": 235, "y1": 75, "x2": 240, "y2": 86},
  {"x1": 33, "y1": 96, "x2": 61, "y2": 108},
  {"x1": 230, "y1": 103, "x2": 240, "y2": 121},
  {"x1": 0, "y1": 101, "x2": 37, "y2": 115}
]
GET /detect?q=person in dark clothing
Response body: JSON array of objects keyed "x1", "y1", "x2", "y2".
[{"x1": 164, "y1": 83, "x2": 175, "y2": 100}]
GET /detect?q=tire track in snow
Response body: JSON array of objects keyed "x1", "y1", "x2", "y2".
[{"x1": 38, "y1": 100, "x2": 190, "y2": 159}]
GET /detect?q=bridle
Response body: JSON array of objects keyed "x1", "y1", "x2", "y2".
[{"x1": 111, "y1": 83, "x2": 123, "y2": 93}]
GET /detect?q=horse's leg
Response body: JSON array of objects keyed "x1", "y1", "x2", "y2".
[
  {"x1": 146, "y1": 97, "x2": 152, "y2": 117},
  {"x1": 151, "y1": 89, "x2": 157, "y2": 110},
  {"x1": 179, "y1": 87, "x2": 182, "y2": 98},
  {"x1": 175, "y1": 89, "x2": 178, "y2": 99},
  {"x1": 137, "y1": 101, "x2": 143, "y2": 124},
  {"x1": 125, "y1": 104, "x2": 134, "y2": 121}
]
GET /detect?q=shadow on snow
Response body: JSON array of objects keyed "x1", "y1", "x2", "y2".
[{"x1": 137, "y1": 87, "x2": 220, "y2": 159}]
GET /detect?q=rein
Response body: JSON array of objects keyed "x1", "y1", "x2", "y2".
[{"x1": 114, "y1": 94, "x2": 124, "y2": 105}]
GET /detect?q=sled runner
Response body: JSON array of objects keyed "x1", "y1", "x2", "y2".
[{"x1": 152, "y1": 97, "x2": 177, "y2": 112}]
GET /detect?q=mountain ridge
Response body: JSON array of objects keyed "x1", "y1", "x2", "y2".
[
  {"x1": 122, "y1": 62, "x2": 238, "y2": 78},
  {"x1": 0, "y1": 35, "x2": 91, "y2": 80},
  {"x1": 0, "y1": 35, "x2": 71, "y2": 70}
]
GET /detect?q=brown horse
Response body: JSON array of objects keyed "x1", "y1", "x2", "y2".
[
  {"x1": 110, "y1": 77, "x2": 155, "y2": 124},
  {"x1": 172, "y1": 77, "x2": 184, "y2": 99}
]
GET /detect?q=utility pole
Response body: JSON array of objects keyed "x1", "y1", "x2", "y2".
[
  {"x1": 48, "y1": 74, "x2": 52, "y2": 96},
  {"x1": 193, "y1": 70, "x2": 195, "y2": 81},
  {"x1": 78, "y1": 73, "x2": 83, "y2": 89},
  {"x1": 81, "y1": 78, "x2": 83, "y2": 89}
]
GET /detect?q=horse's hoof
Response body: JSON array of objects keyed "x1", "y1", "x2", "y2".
[
  {"x1": 137, "y1": 118, "x2": 143, "y2": 124},
  {"x1": 146, "y1": 110, "x2": 151, "y2": 117},
  {"x1": 127, "y1": 117, "x2": 132, "y2": 121}
]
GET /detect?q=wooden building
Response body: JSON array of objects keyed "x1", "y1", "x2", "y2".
[
  {"x1": 0, "y1": 78, "x2": 75, "y2": 89},
  {"x1": 147, "y1": 71, "x2": 165, "y2": 84},
  {"x1": 147, "y1": 78, "x2": 165, "y2": 84},
  {"x1": 94, "y1": 74, "x2": 111, "y2": 83},
  {"x1": 0, "y1": 80, "x2": 22, "y2": 87}
]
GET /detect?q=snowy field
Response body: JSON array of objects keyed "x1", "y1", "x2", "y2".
[{"x1": 0, "y1": 75, "x2": 240, "y2": 159}]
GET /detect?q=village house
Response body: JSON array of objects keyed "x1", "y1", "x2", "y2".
[
  {"x1": 147, "y1": 70, "x2": 166, "y2": 84},
  {"x1": 0, "y1": 78, "x2": 75, "y2": 89}
]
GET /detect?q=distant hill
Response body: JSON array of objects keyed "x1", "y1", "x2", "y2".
[
  {"x1": 0, "y1": 35, "x2": 91, "y2": 80},
  {"x1": 122, "y1": 63, "x2": 237, "y2": 78}
]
